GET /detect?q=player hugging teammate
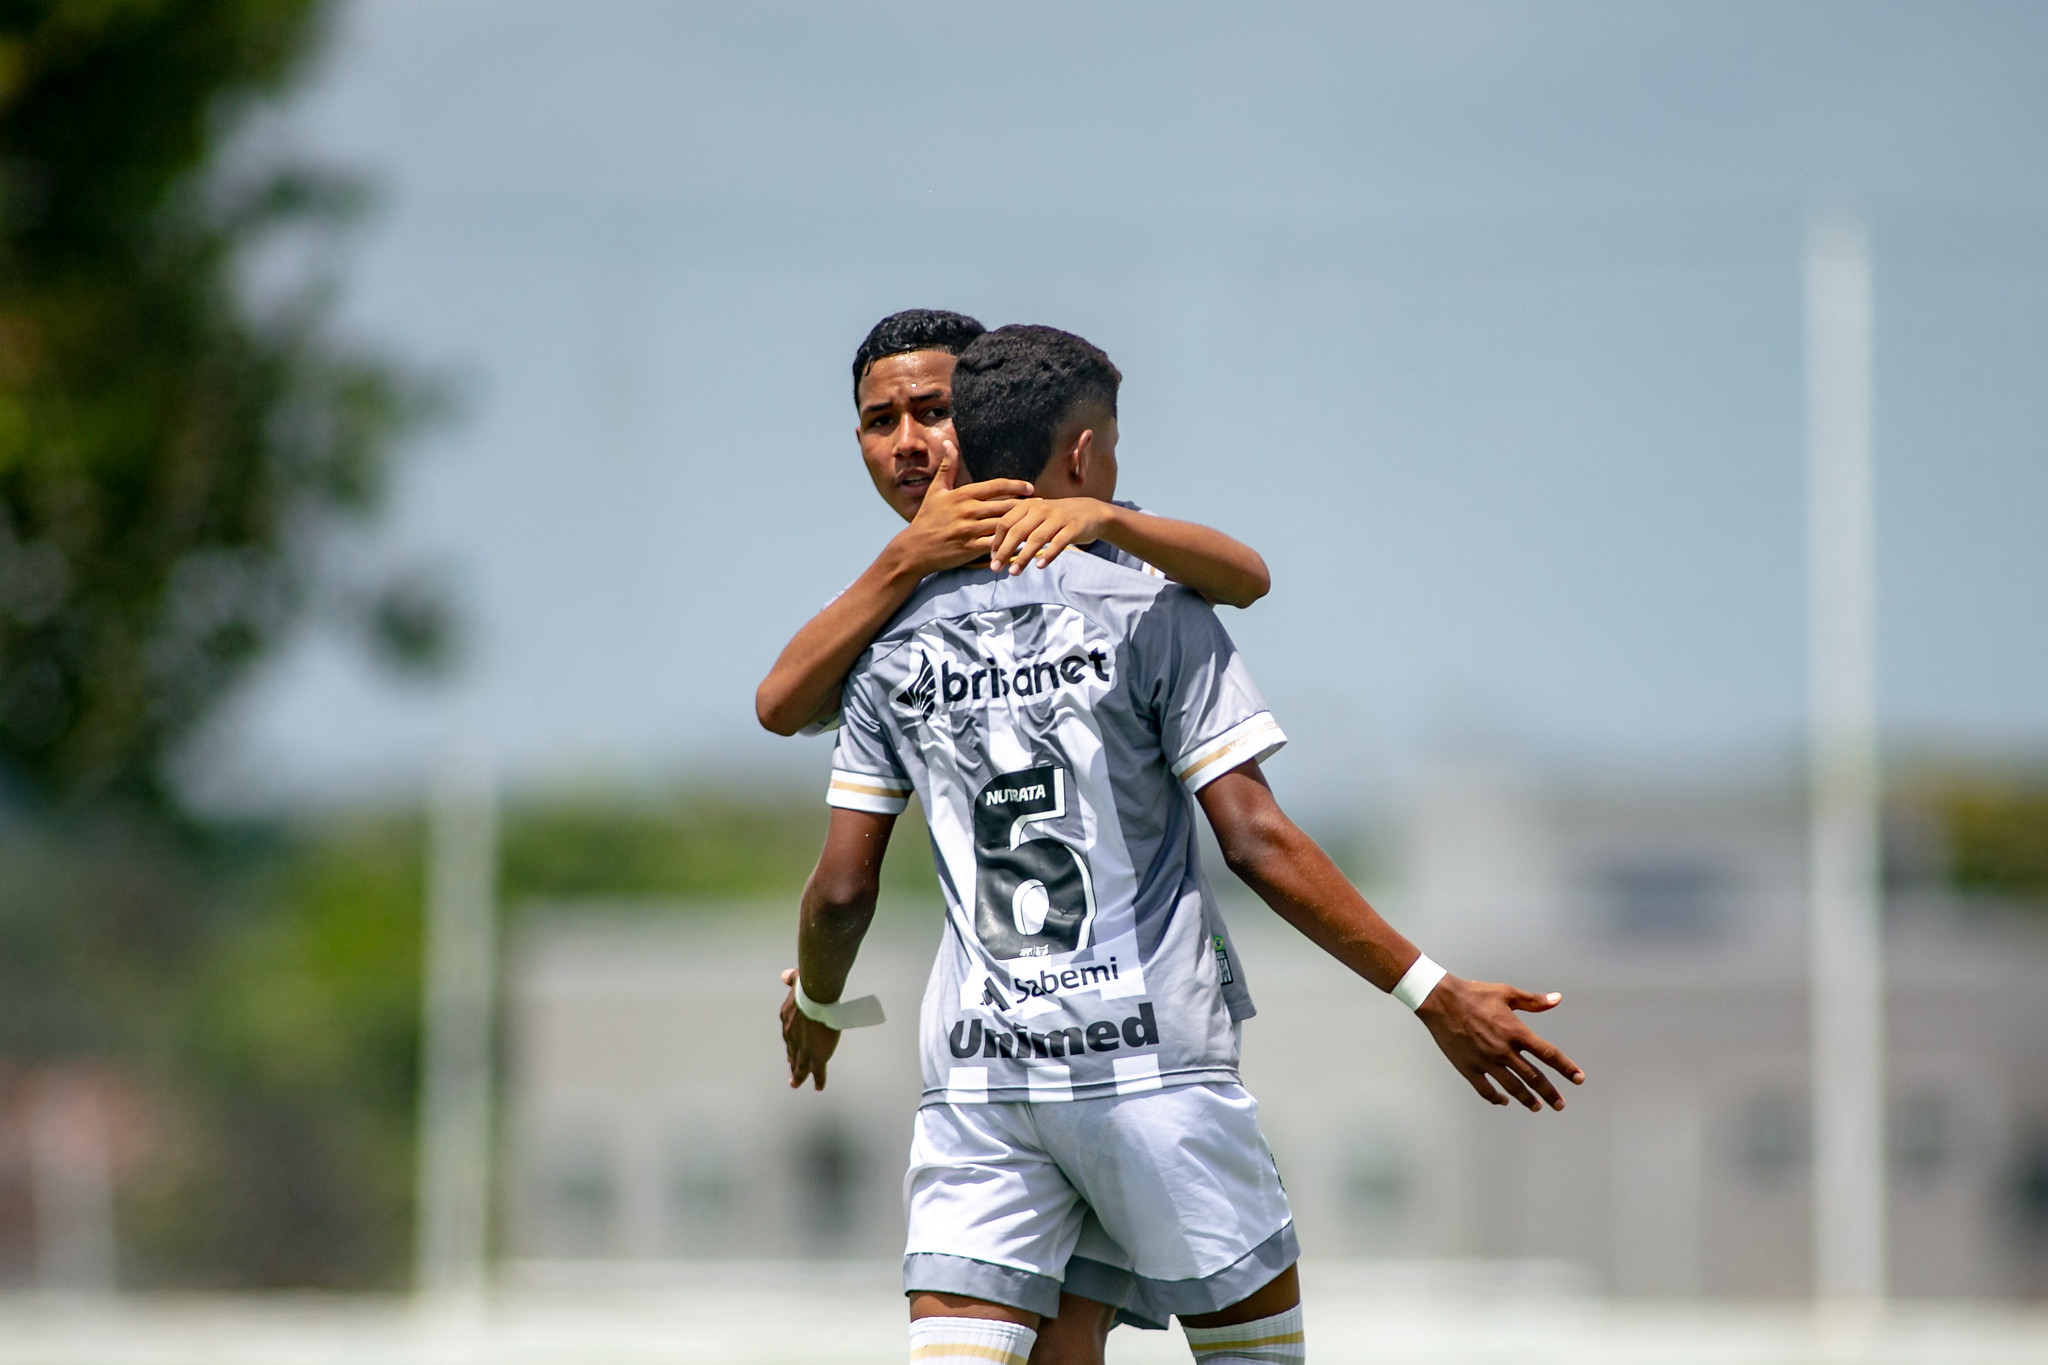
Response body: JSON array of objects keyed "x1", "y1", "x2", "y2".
[{"x1": 760, "y1": 313, "x2": 1585, "y2": 1365}]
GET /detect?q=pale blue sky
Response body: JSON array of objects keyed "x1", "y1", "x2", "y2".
[{"x1": 200, "y1": 0, "x2": 2048, "y2": 813}]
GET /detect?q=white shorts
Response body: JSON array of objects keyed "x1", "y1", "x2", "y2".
[{"x1": 902, "y1": 1081, "x2": 1297, "y2": 1325}]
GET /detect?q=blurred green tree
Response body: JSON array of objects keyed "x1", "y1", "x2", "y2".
[
  {"x1": 1941, "y1": 778, "x2": 2048, "y2": 904},
  {"x1": 0, "y1": 0, "x2": 448, "y2": 1290},
  {"x1": 0, "y1": 0, "x2": 430, "y2": 810}
]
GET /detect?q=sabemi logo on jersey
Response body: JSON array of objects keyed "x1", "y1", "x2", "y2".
[{"x1": 893, "y1": 646, "x2": 1114, "y2": 720}]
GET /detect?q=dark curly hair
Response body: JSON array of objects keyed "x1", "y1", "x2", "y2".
[
  {"x1": 850, "y1": 309, "x2": 986, "y2": 402},
  {"x1": 950, "y1": 325, "x2": 1121, "y2": 483}
]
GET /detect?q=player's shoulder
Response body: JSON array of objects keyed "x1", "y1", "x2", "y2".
[
  {"x1": 856, "y1": 557, "x2": 1198, "y2": 664},
  {"x1": 918, "y1": 555, "x2": 1174, "y2": 611},
  {"x1": 1028, "y1": 549, "x2": 1206, "y2": 625},
  {"x1": 1043, "y1": 557, "x2": 1225, "y2": 667},
  {"x1": 1053, "y1": 544, "x2": 1167, "y2": 591}
]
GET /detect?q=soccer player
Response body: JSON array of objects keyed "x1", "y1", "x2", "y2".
[
  {"x1": 753, "y1": 309, "x2": 1270, "y2": 739},
  {"x1": 761, "y1": 309, "x2": 1277, "y2": 1358},
  {"x1": 780, "y1": 325, "x2": 1585, "y2": 1365}
]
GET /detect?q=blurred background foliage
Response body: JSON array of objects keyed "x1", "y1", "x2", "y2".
[
  {"x1": 0, "y1": 0, "x2": 434, "y2": 811},
  {"x1": 502, "y1": 789, "x2": 939, "y2": 910},
  {"x1": 1932, "y1": 777, "x2": 2048, "y2": 904},
  {"x1": 0, "y1": 0, "x2": 433, "y2": 1289}
]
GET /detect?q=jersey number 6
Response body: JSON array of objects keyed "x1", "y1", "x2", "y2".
[{"x1": 972, "y1": 765, "x2": 1097, "y2": 960}]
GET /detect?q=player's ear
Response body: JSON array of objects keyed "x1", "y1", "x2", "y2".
[{"x1": 1067, "y1": 428, "x2": 1095, "y2": 484}]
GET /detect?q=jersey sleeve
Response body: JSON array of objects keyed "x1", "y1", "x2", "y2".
[
  {"x1": 1138, "y1": 588, "x2": 1286, "y2": 794},
  {"x1": 796, "y1": 696, "x2": 844, "y2": 736},
  {"x1": 824, "y1": 666, "x2": 913, "y2": 814}
]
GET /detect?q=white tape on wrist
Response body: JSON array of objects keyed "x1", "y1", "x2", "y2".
[
  {"x1": 1392, "y1": 953, "x2": 1448, "y2": 1011},
  {"x1": 795, "y1": 979, "x2": 886, "y2": 1030}
]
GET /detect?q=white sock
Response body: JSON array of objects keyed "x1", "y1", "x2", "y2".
[
  {"x1": 1183, "y1": 1304, "x2": 1306, "y2": 1364},
  {"x1": 909, "y1": 1315, "x2": 1038, "y2": 1365}
]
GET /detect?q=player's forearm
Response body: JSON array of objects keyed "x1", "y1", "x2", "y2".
[
  {"x1": 1100, "y1": 508, "x2": 1270, "y2": 608},
  {"x1": 1200, "y1": 769, "x2": 1420, "y2": 992},
  {"x1": 795, "y1": 809, "x2": 895, "y2": 1000},
  {"x1": 1226, "y1": 819, "x2": 1419, "y2": 991},
  {"x1": 755, "y1": 544, "x2": 927, "y2": 735},
  {"x1": 797, "y1": 865, "x2": 881, "y2": 1003}
]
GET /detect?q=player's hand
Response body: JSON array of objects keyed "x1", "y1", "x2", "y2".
[
  {"x1": 780, "y1": 967, "x2": 842, "y2": 1091},
  {"x1": 989, "y1": 497, "x2": 1117, "y2": 575},
  {"x1": 1415, "y1": 975, "x2": 1585, "y2": 1112},
  {"x1": 892, "y1": 443, "x2": 1034, "y2": 578}
]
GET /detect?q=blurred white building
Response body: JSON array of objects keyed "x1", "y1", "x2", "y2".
[
  {"x1": 507, "y1": 917, "x2": 927, "y2": 1265},
  {"x1": 1392, "y1": 760, "x2": 2048, "y2": 1299},
  {"x1": 505, "y1": 769, "x2": 2048, "y2": 1298}
]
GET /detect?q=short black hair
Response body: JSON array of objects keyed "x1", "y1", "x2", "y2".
[
  {"x1": 950, "y1": 325, "x2": 1121, "y2": 483},
  {"x1": 851, "y1": 309, "x2": 986, "y2": 403}
]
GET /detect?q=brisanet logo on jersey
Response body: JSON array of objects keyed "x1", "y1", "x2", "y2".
[{"x1": 895, "y1": 645, "x2": 1114, "y2": 720}]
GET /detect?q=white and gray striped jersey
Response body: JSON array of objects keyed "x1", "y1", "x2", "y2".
[
  {"x1": 826, "y1": 551, "x2": 1284, "y2": 1107},
  {"x1": 796, "y1": 501, "x2": 1162, "y2": 738}
]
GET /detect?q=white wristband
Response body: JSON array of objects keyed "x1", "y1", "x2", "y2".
[
  {"x1": 795, "y1": 979, "x2": 886, "y2": 1030},
  {"x1": 1392, "y1": 953, "x2": 1448, "y2": 1011}
]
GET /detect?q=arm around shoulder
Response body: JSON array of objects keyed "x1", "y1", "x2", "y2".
[
  {"x1": 757, "y1": 449, "x2": 1035, "y2": 735},
  {"x1": 1098, "y1": 504, "x2": 1270, "y2": 608},
  {"x1": 754, "y1": 543, "x2": 928, "y2": 736}
]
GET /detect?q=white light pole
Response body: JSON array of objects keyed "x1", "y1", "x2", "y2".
[
  {"x1": 416, "y1": 744, "x2": 499, "y2": 1302},
  {"x1": 1804, "y1": 202, "x2": 1886, "y2": 1308}
]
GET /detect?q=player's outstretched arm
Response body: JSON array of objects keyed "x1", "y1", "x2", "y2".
[
  {"x1": 1196, "y1": 761, "x2": 1586, "y2": 1112},
  {"x1": 989, "y1": 498, "x2": 1271, "y2": 608},
  {"x1": 754, "y1": 450, "x2": 1033, "y2": 735},
  {"x1": 780, "y1": 807, "x2": 896, "y2": 1090}
]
